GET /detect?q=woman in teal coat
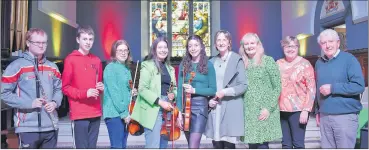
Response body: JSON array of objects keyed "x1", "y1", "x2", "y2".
[{"x1": 103, "y1": 40, "x2": 137, "y2": 148}]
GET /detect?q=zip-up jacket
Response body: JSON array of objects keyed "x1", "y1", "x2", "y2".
[{"x1": 1, "y1": 51, "x2": 62, "y2": 133}]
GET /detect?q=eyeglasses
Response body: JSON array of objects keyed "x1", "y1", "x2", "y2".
[
  {"x1": 116, "y1": 49, "x2": 129, "y2": 54},
  {"x1": 284, "y1": 45, "x2": 298, "y2": 49},
  {"x1": 29, "y1": 41, "x2": 48, "y2": 47}
]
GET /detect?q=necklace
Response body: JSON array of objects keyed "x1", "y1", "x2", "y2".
[{"x1": 218, "y1": 51, "x2": 229, "y2": 67}]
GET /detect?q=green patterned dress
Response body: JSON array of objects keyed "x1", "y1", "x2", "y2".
[{"x1": 241, "y1": 55, "x2": 282, "y2": 144}]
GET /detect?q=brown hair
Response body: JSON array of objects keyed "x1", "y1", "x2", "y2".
[
  {"x1": 182, "y1": 35, "x2": 208, "y2": 75},
  {"x1": 76, "y1": 25, "x2": 94, "y2": 38},
  {"x1": 280, "y1": 36, "x2": 299, "y2": 48},
  {"x1": 147, "y1": 37, "x2": 171, "y2": 74},
  {"x1": 214, "y1": 30, "x2": 232, "y2": 51},
  {"x1": 26, "y1": 28, "x2": 47, "y2": 41},
  {"x1": 110, "y1": 40, "x2": 132, "y2": 65}
]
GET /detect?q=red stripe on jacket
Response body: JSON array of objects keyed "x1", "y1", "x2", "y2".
[{"x1": 1, "y1": 65, "x2": 61, "y2": 83}]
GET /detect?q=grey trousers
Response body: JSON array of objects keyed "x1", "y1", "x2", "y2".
[
  {"x1": 320, "y1": 113, "x2": 359, "y2": 148},
  {"x1": 18, "y1": 130, "x2": 58, "y2": 149}
]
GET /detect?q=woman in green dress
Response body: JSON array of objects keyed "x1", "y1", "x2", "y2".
[{"x1": 239, "y1": 33, "x2": 282, "y2": 149}]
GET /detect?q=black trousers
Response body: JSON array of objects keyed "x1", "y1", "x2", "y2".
[
  {"x1": 72, "y1": 117, "x2": 101, "y2": 148},
  {"x1": 249, "y1": 142, "x2": 269, "y2": 149},
  {"x1": 280, "y1": 111, "x2": 307, "y2": 149},
  {"x1": 212, "y1": 140, "x2": 236, "y2": 149}
]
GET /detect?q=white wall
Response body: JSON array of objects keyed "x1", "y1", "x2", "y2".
[
  {"x1": 351, "y1": 0, "x2": 368, "y2": 24},
  {"x1": 281, "y1": 1, "x2": 317, "y2": 38},
  {"x1": 281, "y1": 1, "x2": 369, "y2": 38},
  {"x1": 38, "y1": 1, "x2": 78, "y2": 28}
]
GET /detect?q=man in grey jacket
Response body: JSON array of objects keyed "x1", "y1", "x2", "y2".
[{"x1": 1, "y1": 28, "x2": 62, "y2": 148}]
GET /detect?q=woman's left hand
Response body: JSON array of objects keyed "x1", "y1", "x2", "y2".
[
  {"x1": 258, "y1": 108, "x2": 270, "y2": 121},
  {"x1": 183, "y1": 84, "x2": 195, "y2": 94},
  {"x1": 215, "y1": 90, "x2": 225, "y2": 100},
  {"x1": 299, "y1": 111, "x2": 309, "y2": 124}
]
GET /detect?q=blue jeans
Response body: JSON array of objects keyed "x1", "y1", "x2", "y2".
[
  {"x1": 144, "y1": 109, "x2": 168, "y2": 148},
  {"x1": 105, "y1": 117, "x2": 129, "y2": 149}
]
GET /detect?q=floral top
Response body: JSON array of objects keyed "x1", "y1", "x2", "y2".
[
  {"x1": 241, "y1": 55, "x2": 282, "y2": 144},
  {"x1": 276, "y1": 56, "x2": 316, "y2": 112}
]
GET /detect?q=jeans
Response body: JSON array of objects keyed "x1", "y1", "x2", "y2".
[
  {"x1": 144, "y1": 110, "x2": 168, "y2": 148},
  {"x1": 105, "y1": 117, "x2": 129, "y2": 148}
]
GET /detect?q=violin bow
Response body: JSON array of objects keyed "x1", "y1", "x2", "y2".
[
  {"x1": 170, "y1": 82, "x2": 175, "y2": 149},
  {"x1": 127, "y1": 60, "x2": 139, "y2": 129},
  {"x1": 182, "y1": 68, "x2": 185, "y2": 114}
]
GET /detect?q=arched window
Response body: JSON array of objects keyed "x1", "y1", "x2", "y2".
[{"x1": 149, "y1": 0, "x2": 211, "y2": 57}]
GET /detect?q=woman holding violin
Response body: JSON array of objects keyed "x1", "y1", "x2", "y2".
[
  {"x1": 176, "y1": 35, "x2": 217, "y2": 148},
  {"x1": 130, "y1": 37, "x2": 178, "y2": 148},
  {"x1": 102, "y1": 40, "x2": 138, "y2": 148},
  {"x1": 205, "y1": 30, "x2": 248, "y2": 149}
]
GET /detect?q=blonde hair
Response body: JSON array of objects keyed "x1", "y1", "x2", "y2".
[{"x1": 238, "y1": 33, "x2": 265, "y2": 68}]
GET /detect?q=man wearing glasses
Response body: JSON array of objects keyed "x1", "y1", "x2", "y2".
[{"x1": 1, "y1": 28, "x2": 63, "y2": 148}]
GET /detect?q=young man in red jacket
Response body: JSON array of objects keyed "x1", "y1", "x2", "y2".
[{"x1": 62, "y1": 25, "x2": 104, "y2": 148}]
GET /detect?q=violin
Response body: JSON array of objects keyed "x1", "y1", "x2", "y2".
[
  {"x1": 160, "y1": 82, "x2": 181, "y2": 142},
  {"x1": 183, "y1": 71, "x2": 196, "y2": 131},
  {"x1": 127, "y1": 61, "x2": 144, "y2": 136}
]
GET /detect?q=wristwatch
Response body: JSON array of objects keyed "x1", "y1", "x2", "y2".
[{"x1": 51, "y1": 100, "x2": 57, "y2": 106}]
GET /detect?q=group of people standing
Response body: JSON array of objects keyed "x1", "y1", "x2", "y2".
[{"x1": 1, "y1": 25, "x2": 365, "y2": 149}]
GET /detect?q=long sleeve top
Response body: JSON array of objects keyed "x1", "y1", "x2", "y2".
[
  {"x1": 277, "y1": 56, "x2": 316, "y2": 112},
  {"x1": 103, "y1": 61, "x2": 132, "y2": 119},
  {"x1": 176, "y1": 62, "x2": 217, "y2": 111},
  {"x1": 315, "y1": 50, "x2": 365, "y2": 114},
  {"x1": 242, "y1": 55, "x2": 282, "y2": 143}
]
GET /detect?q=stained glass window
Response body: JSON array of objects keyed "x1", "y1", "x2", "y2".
[
  {"x1": 149, "y1": 0, "x2": 211, "y2": 57},
  {"x1": 193, "y1": 1, "x2": 211, "y2": 56},
  {"x1": 150, "y1": 1, "x2": 168, "y2": 45},
  {"x1": 171, "y1": 1, "x2": 189, "y2": 57}
]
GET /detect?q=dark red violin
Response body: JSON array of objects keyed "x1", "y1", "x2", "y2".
[
  {"x1": 183, "y1": 71, "x2": 196, "y2": 131},
  {"x1": 160, "y1": 82, "x2": 181, "y2": 141}
]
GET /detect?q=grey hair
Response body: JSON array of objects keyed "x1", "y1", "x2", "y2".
[{"x1": 317, "y1": 29, "x2": 340, "y2": 44}]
